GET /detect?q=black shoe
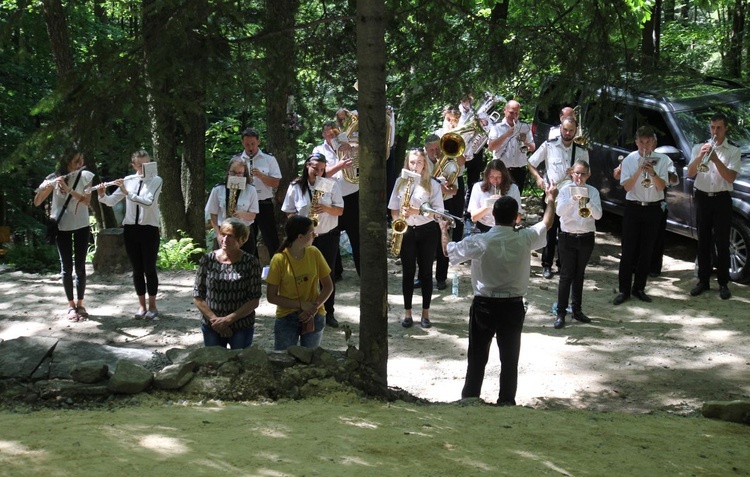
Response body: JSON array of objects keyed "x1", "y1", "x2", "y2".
[
  {"x1": 613, "y1": 293, "x2": 629, "y2": 305},
  {"x1": 413, "y1": 278, "x2": 421, "y2": 287},
  {"x1": 633, "y1": 290, "x2": 652, "y2": 302},
  {"x1": 690, "y1": 282, "x2": 709, "y2": 296},
  {"x1": 649, "y1": 271, "x2": 660, "y2": 278},
  {"x1": 572, "y1": 311, "x2": 591, "y2": 323},
  {"x1": 553, "y1": 315, "x2": 565, "y2": 329},
  {"x1": 420, "y1": 317, "x2": 432, "y2": 328},
  {"x1": 436, "y1": 280, "x2": 447, "y2": 291},
  {"x1": 401, "y1": 316, "x2": 413, "y2": 328},
  {"x1": 326, "y1": 314, "x2": 339, "y2": 328},
  {"x1": 719, "y1": 285, "x2": 731, "y2": 300},
  {"x1": 334, "y1": 273, "x2": 343, "y2": 282},
  {"x1": 542, "y1": 267, "x2": 553, "y2": 279}
]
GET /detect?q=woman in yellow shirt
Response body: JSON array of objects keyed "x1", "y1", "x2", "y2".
[{"x1": 266, "y1": 215, "x2": 334, "y2": 349}]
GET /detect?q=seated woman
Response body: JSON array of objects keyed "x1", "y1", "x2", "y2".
[
  {"x1": 467, "y1": 159, "x2": 522, "y2": 232},
  {"x1": 266, "y1": 215, "x2": 333, "y2": 350},
  {"x1": 193, "y1": 218, "x2": 262, "y2": 349}
]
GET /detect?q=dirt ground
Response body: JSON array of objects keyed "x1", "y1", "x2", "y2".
[{"x1": 1, "y1": 215, "x2": 749, "y2": 475}]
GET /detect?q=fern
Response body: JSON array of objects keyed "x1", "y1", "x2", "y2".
[{"x1": 157, "y1": 231, "x2": 206, "y2": 270}]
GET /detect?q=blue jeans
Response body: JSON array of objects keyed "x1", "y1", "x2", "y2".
[
  {"x1": 201, "y1": 324, "x2": 254, "y2": 349},
  {"x1": 274, "y1": 312, "x2": 326, "y2": 351}
]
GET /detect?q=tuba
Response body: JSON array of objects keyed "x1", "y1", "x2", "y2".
[
  {"x1": 463, "y1": 92, "x2": 505, "y2": 158},
  {"x1": 338, "y1": 109, "x2": 394, "y2": 184},
  {"x1": 390, "y1": 172, "x2": 417, "y2": 256}
]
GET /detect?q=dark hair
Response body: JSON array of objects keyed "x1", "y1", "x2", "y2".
[
  {"x1": 53, "y1": 146, "x2": 83, "y2": 178},
  {"x1": 277, "y1": 215, "x2": 314, "y2": 254},
  {"x1": 710, "y1": 113, "x2": 729, "y2": 127},
  {"x1": 480, "y1": 159, "x2": 511, "y2": 195},
  {"x1": 220, "y1": 218, "x2": 250, "y2": 245},
  {"x1": 323, "y1": 120, "x2": 337, "y2": 132},
  {"x1": 423, "y1": 133, "x2": 440, "y2": 146},
  {"x1": 635, "y1": 125, "x2": 657, "y2": 141},
  {"x1": 292, "y1": 153, "x2": 327, "y2": 195},
  {"x1": 492, "y1": 196, "x2": 519, "y2": 225},
  {"x1": 241, "y1": 128, "x2": 260, "y2": 140}
]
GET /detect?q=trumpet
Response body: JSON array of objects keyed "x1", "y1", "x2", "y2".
[
  {"x1": 697, "y1": 135, "x2": 717, "y2": 173},
  {"x1": 640, "y1": 155, "x2": 655, "y2": 189},
  {"x1": 578, "y1": 197, "x2": 591, "y2": 218},
  {"x1": 515, "y1": 122, "x2": 531, "y2": 154},
  {"x1": 35, "y1": 166, "x2": 87, "y2": 192}
]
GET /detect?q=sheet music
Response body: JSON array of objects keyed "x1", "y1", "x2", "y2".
[
  {"x1": 142, "y1": 162, "x2": 158, "y2": 179},
  {"x1": 227, "y1": 176, "x2": 247, "y2": 190}
]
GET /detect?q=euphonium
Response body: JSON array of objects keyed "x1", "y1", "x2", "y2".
[
  {"x1": 338, "y1": 111, "x2": 360, "y2": 184},
  {"x1": 308, "y1": 189, "x2": 325, "y2": 228},
  {"x1": 390, "y1": 177, "x2": 414, "y2": 256},
  {"x1": 697, "y1": 135, "x2": 717, "y2": 173}
]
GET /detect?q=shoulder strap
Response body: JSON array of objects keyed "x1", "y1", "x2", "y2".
[{"x1": 56, "y1": 171, "x2": 83, "y2": 222}]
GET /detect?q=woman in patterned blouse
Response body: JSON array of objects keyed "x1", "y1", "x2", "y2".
[{"x1": 193, "y1": 218, "x2": 262, "y2": 349}]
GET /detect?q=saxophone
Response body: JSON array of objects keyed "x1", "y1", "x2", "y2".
[
  {"x1": 308, "y1": 189, "x2": 325, "y2": 228},
  {"x1": 227, "y1": 188, "x2": 239, "y2": 219},
  {"x1": 390, "y1": 177, "x2": 414, "y2": 257}
]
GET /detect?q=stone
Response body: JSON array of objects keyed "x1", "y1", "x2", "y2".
[
  {"x1": 36, "y1": 380, "x2": 110, "y2": 399},
  {"x1": 181, "y1": 375, "x2": 233, "y2": 396},
  {"x1": 0, "y1": 336, "x2": 58, "y2": 380},
  {"x1": 166, "y1": 347, "x2": 192, "y2": 364},
  {"x1": 107, "y1": 361, "x2": 153, "y2": 394},
  {"x1": 153, "y1": 361, "x2": 197, "y2": 390},
  {"x1": 70, "y1": 360, "x2": 109, "y2": 384},
  {"x1": 702, "y1": 400, "x2": 750, "y2": 425},
  {"x1": 43, "y1": 341, "x2": 153, "y2": 381},
  {"x1": 268, "y1": 351, "x2": 297, "y2": 369},
  {"x1": 288, "y1": 345, "x2": 314, "y2": 364},
  {"x1": 237, "y1": 345, "x2": 270, "y2": 370},
  {"x1": 217, "y1": 361, "x2": 241, "y2": 377},
  {"x1": 92, "y1": 228, "x2": 131, "y2": 274},
  {"x1": 186, "y1": 347, "x2": 238, "y2": 368}
]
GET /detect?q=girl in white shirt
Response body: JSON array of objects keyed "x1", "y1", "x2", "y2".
[
  {"x1": 34, "y1": 148, "x2": 93, "y2": 322},
  {"x1": 468, "y1": 159, "x2": 522, "y2": 232},
  {"x1": 388, "y1": 149, "x2": 445, "y2": 329}
]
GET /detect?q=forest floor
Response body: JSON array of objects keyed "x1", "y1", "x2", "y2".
[{"x1": 1, "y1": 214, "x2": 749, "y2": 476}]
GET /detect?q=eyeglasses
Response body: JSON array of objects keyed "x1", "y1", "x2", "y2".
[{"x1": 228, "y1": 171, "x2": 245, "y2": 176}]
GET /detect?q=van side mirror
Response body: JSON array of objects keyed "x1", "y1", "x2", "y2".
[{"x1": 654, "y1": 145, "x2": 683, "y2": 162}]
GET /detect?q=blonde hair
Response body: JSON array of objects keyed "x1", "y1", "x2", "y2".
[{"x1": 395, "y1": 149, "x2": 432, "y2": 194}]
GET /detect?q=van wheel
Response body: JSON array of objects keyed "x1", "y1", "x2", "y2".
[{"x1": 729, "y1": 216, "x2": 750, "y2": 283}]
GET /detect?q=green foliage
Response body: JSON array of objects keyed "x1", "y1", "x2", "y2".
[
  {"x1": 157, "y1": 231, "x2": 206, "y2": 270},
  {"x1": 3, "y1": 243, "x2": 59, "y2": 273}
]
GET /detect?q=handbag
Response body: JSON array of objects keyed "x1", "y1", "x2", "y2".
[{"x1": 45, "y1": 171, "x2": 83, "y2": 245}]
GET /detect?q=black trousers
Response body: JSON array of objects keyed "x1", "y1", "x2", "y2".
[
  {"x1": 314, "y1": 227, "x2": 339, "y2": 317},
  {"x1": 465, "y1": 148, "x2": 488, "y2": 210},
  {"x1": 338, "y1": 192, "x2": 361, "y2": 275},
  {"x1": 618, "y1": 202, "x2": 662, "y2": 294},
  {"x1": 252, "y1": 199, "x2": 279, "y2": 257},
  {"x1": 507, "y1": 166, "x2": 528, "y2": 194},
  {"x1": 123, "y1": 224, "x2": 160, "y2": 297},
  {"x1": 650, "y1": 203, "x2": 668, "y2": 274},
  {"x1": 462, "y1": 296, "x2": 525, "y2": 405},
  {"x1": 696, "y1": 191, "x2": 732, "y2": 286},
  {"x1": 541, "y1": 214, "x2": 561, "y2": 269},
  {"x1": 435, "y1": 178, "x2": 465, "y2": 282},
  {"x1": 56, "y1": 226, "x2": 90, "y2": 302},
  {"x1": 400, "y1": 221, "x2": 439, "y2": 310},
  {"x1": 556, "y1": 231, "x2": 595, "y2": 315}
]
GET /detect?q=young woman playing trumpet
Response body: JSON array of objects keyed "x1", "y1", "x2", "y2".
[{"x1": 467, "y1": 159, "x2": 522, "y2": 232}]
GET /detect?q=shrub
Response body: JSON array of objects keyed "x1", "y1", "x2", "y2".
[
  {"x1": 157, "y1": 232, "x2": 205, "y2": 270},
  {"x1": 4, "y1": 243, "x2": 60, "y2": 273}
]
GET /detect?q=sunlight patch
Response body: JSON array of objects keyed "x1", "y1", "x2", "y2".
[
  {"x1": 0, "y1": 440, "x2": 48, "y2": 458},
  {"x1": 338, "y1": 455, "x2": 374, "y2": 466},
  {"x1": 513, "y1": 450, "x2": 572, "y2": 475},
  {"x1": 138, "y1": 434, "x2": 189, "y2": 455},
  {"x1": 339, "y1": 416, "x2": 379, "y2": 429}
]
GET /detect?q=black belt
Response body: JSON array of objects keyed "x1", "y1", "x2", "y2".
[
  {"x1": 507, "y1": 166, "x2": 526, "y2": 170},
  {"x1": 315, "y1": 227, "x2": 339, "y2": 238},
  {"x1": 627, "y1": 200, "x2": 661, "y2": 207},
  {"x1": 473, "y1": 295, "x2": 523, "y2": 303},
  {"x1": 695, "y1": 190, "x2": 730, "y2": 198},
  {"x1": 559, "y1": 231, "x2": 594, "y2": 238},
  {"x1": 258, "y1": 198, "x2": 273, "y2": 203}
]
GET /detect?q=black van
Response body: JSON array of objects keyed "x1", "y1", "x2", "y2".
[{"x1": 532, "y1": 76, "x2": 750, "y2": 283}]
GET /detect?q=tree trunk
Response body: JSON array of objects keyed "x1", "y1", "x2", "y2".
[
  {"x1": 265, "y1": 0, "x2": 299, "y2": 239},
  {"x1": 142, "y1": 0, "x2": 185, "y2": 238},
  {"x1": 357, "y1": 0, "x2": 388, "y2": 389},
  {"x1": 641, "y1": 0, "x2": 661, "y2": 68},
  {"x1": 728, "y1": 0, "x2": 745, "y2": 78}
]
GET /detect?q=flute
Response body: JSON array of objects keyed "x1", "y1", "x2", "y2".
[
  {"x1": 84, "y1": 176, "x2": 136, "y2": 194},
  {"x1": 35, "y1": 166, "x2": 87, "y2": 192}
]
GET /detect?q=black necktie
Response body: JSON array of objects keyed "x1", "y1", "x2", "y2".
[{"x1": 134, "y1": 180, "x2": 144, "y2": 225}]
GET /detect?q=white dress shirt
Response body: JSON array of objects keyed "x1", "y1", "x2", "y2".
[
  {"x1": 281, "y1": 180, "x2": 344, "y2": 235},
  {"x1": 205, "y1": 183, "x2": 260, "y2": 227},
  {"x1": 556, "y1": 183, "x2": 602, "y2": 233},
  {"x1": 447, "y1": 222, "x2": 547, "y2": 298},
  {"x1": 313, "y1": 140, "x2": 359, "y2": 197},
  {"x1": 620, "y1": 151, "x2": 671, "y2": 202},
  {"x1": 467, "y1": 182, "x2": 522, "y2": 227},
  {"x1": 691, "y1": 140, "x2": 741, "y2": 193},
  {"x1": 488, "y1": 118, "x2": 533, "y2": 168},
  {"x1": 388, "y1": 178, "x2": 445, "y2": 227},
  {"x1": 240, "y1": 149, "x2": 282, "y2": 200},
  {"x1": 99, "y1": 173, "x2": 162, "y2": 227},
  {"x1": 528, "y1": 137, "x2": 590, "y2": 184}
]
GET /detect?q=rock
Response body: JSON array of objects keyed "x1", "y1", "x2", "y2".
[
  {"x1": 268, "y1": 351, "x2": 297, "y2": 369},
  {"x1": 181, "y1": 375, "x2": 233, "y2": 396},
  {"x1": 44, "y1": 341, "x2": 153, "y2": 381},
  {"x1": 166, "y1": 347, "x2": 192, "y2": 364},
  {"x1": 37, "y1": 380, "x2": 110, "y2": 399},
  {"x1": 0, "y1": 336, "x2": 58, "y2": 380},
  {"x1": 186, "y1": 347, "x2": 238, "y2": 368},
  {"x1": 153, "y1": 361, "x2": 197, "y2": 390},
  {"x1": 107, "y1": 361, "x2": 153, "y2": 394},
  {"x1": 702, "y1": 400, "x2": 750, "y2": 424},
  {"x1": 288, "y1": 345, "x2": 314, "y2": 364},
  {"x1": 345, "y1": 345, "x2": 364, "y2": 363},
  {"x1": 237, "y1": 345, "x2": 270, "y2": 370},
  {"x1": 70, "y1": 361, "x2": 109, "y2": 384},
  {"x1": 217, "y1": 361, "x2": 241, "y2": 377}
]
